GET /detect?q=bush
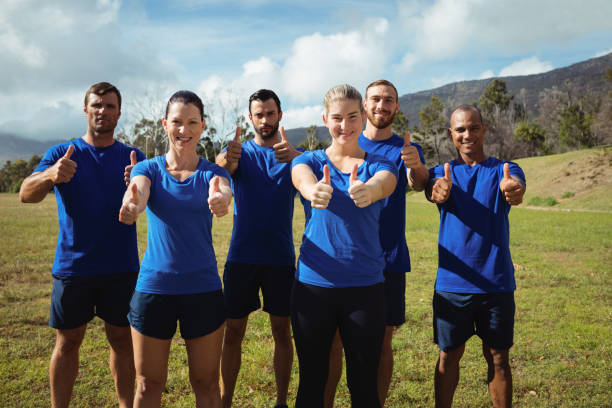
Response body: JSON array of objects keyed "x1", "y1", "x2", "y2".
[
  {"x1": 561, "y1": 192, "x2": 575, "y2": 199},
  {"x1": 528, "y1": 196, "x2": 559, "y2": 206}
]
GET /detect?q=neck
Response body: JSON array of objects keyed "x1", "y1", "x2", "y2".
[
  {"x1": 83, "y1": 130, "x2": 115, "y2": 148},
  {"x1": 363, "y1": 121, "x2": 393, "y2": 141},
  {"x1": 457, "y1": 151, "x2": 488, "y2": 166},
  {"x1": 326, "y1": 141, "x2": 364, "y2": 160},
  {"x1": 166, "y1": 149, "x2": 199, "y2": 170},
  {"x1": 254, "y1": 132, "x2": 280, "y2": 148}
]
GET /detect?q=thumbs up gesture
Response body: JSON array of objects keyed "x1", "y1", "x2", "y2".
[
  {"x1": 49, "y1": 144, "x2": 77, "y2": 184},
  {"x1": 208, "y1": 176, "x2": 231, "y2": 217},
  {"x1": 310, "y1": 164, "x2": 333, "y2": 209},
  {"x1": 226, "y1": 127, "x2": 243, "y2": 165},
  {"x1": 400, "y1": 132, "x2": 421, "y2": 169},
  {"x1": 499, "y1": 163, "x2": 524, "y2": 205},
  {"x1": 430, "y1": 163, "x2": 452, "y2": 204},
  {"x1": 119, "y1": 183, "x2": 140, "y2": 225},
  {"x1": 348, "y1": 163, "x2": 373, "y2": 208},
  {"x1": 124, "y1": 150, "x2": 139, "y2": 186},
  {"x1": 273, "y1": 126, "x2": 301, "y2": 163}
]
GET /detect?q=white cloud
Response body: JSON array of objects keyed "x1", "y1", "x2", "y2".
[
  {"x1": 499, "y1": 57, "x2": 553, "y2": 77},
  {"x1": 595, "y1": 48, "x2": 612, "y2": 57},
  {"x1": 281, "y1": 105, "x2": 324, "y2": 129},
  {"x1": 478, "y1": 70, "x2": 495, "y2": 79}
]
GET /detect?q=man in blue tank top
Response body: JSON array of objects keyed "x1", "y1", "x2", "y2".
[
  {"x1": 215, "y1": 89, "x2": 302, "y2": 408},
  {"x1": 19, "y1": 82, "x2": 145, "y2": 408},
  {"x1": 426, "y1": 105, "x2": 526, "y2": 408}
]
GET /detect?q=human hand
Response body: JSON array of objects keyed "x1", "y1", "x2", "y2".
[
  {"x1": 226, "y1": 127, "x2": 242, "y2": 164},
  {"x1": 273, "y1": 126, "x2": 300, "y2": 163},
  {"x1": 119, "y1": 183, "x2": 140, "y2": 225},
  {"x1": 208, "y1": 176, "x2": 230, "y2": 217},
  {"x1": 48, "y1": 145, "x2": 77, "y2": 184},
  {"x1": 310, "y1": 164, "x2": 333, "y2": 209},
  {"x1": 124, "y1": 150, "x2": 138, "y2": 186},
  {"x1": 348, "y1": 163, "x2": 373, "y2": 208},
  {"x1": 499, "y1": 163, "x2": 524, "y2": 205},
  {"x1": 431, "y1": 163, "x2": 452, "y2": 204}
]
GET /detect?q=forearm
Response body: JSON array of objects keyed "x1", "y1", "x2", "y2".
[
  {"x1": 424, "y1": 178, "x2": 435, "y2": 202},
  {"x1": 365, "y1": 171, "x2": 396, "y2": 202},
  {"x1": 19, "y1": 172, "x2": 54, "y2": 203},
  {"x1": 407, "y1": 164, "x2": 429, "y2": 192}
]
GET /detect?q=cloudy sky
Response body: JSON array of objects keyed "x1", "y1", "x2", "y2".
[{"x1": 2, "y1": 0, "x2": 611, "y2": 141}]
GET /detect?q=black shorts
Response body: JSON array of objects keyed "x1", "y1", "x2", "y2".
[
  {"x1": 433, "y1": 291, "x2": 515, "y2": 351},
  {"x1": 383, "y1": 272, "x2": 406, "y2": 326},
  {"x1": 128, "y1": 290, "x2": 226, "y2": 340},
  {"x1": 49, "y1": 272, "x2": 138, "y2": 329},
  {"x1": 223, "y1": 262, "x2": 295, "y2": 318}
]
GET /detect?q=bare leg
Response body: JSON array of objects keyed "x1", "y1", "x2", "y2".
[
  {"x1": 483, "y1": 344, "x2": 512, "y2": 408},
  {"x1": 104, "y1": 323, "x2": 135, "y2": 408},
  {"x1": 324, "y1": 330, "x2": 343, "y2": 408},
  {"x1": 377, "y1": 326, "x2": 395, "y2": 407},
  {"x1": 186, "y1": 324, "x2": 225, "y2": 408},
  {"x1": 269, "y1": 315, "x2": 293, "y2": 406},
  {"x1": 434, "y1": 344, "x2": 465, "y2": 408},
  {"x1": 132, "y1": 328, "x2": 171, "y2": 408},
  {"x1": 220, "y1": 317, "x2": 248, "y2": 408},
  {"x1": 49, "y1": 325, "x2": 87, "y2": 408}
]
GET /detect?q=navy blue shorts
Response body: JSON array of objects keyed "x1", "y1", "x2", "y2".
[
  {"x1": 128, "y1": 290, "x2": 226, "y2": 340},
  {"x1": 383, "y1": 272, "x2": 406, "y2": 327},
  {"x1": 433, "y1": 291, "x2": 515, "y2": 351},
  {"x1": 223, "y1": 262, "x2": 295, "y2": 318},
  {"x1": 50, "y1": 272, "x2": 138, "y2": 330}
]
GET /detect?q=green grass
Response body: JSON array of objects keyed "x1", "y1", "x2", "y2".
[
  {"x1": 527, "y1": 196, "x2": 559, "y2": 207},
  {"x1": 1, "y1": 191, "x2": 611, "y2": 407}
]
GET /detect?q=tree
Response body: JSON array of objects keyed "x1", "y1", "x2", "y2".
[
  {"x1": 478, "y1": 79, "x2": 517, "y2": 159},
  {"x1": 558, "y1": 104, "x2": 596, "y2": 148},
  {"x1": 514, "y1": 121, "x2": 548, "y2": 155},
  {"x1": 298, "y1": 125, "x2": 329, "y2": 151},
  {"x1": 392, "y1": 111, "x2": 410, "y2": 136},
  {"x1": 0, "y1": 155, "x2": 41, "y2": 193},
  {"x1": 418, "y1": 95, "x2": 449, "y2": 164}
]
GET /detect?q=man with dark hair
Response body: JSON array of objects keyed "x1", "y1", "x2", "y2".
[
  {"x1": 324, "y1": 79, "x2": 429, "y2": 407},
  {"x1": 20, "y1": 82, "x2": 145, "y2": 408},
  {"x1": 216, "y1": 89, "x2": 302, "y2": 408},
  {"x1": 426, "y1": 105, "x2": 525, "y2": 408}
]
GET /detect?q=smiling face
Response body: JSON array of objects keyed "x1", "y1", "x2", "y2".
[
  {"x1": 449, "y1": 107, "x2": 487, "y2": 163},
  {"x1": 364, "y1": 84, "x2": 399, "y2": 129},
  {"x1": 249, "y1": 98, "x2": 282, "y2": 140},
  {"x1": 323, "y1": 98, "x2": 365, "y2": 147},
  {"x1": 162, "y1": 101, "x2": 205, "y2": 153}
]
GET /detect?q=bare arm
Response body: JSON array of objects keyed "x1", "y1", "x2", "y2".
[
  {"x1": 348, "y1": 166, "x2": 397, "y2": 208},
  {"x1": 292, "y1": 163, "x2": 333, "y2": 209},
  {"x1": 119, "y1": 175, "x2": 151, "y2": 225},
  {"x1": 20, "y1": 145, "x2": 77, "y2": 203},
  {"x1": 215, "y1": 127, "x2": 242, "y2": 176},
  {"x1": 407, "y1": 165, "x2": 429, "y2": 192}
]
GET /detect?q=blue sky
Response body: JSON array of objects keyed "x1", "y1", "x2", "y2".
[{"x1": 1, "y1": 0, "x2": 611, "y2": 142}]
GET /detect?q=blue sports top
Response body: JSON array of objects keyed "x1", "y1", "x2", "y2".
[
  {"x1": 358, "y1": 132, "x2": 425, "y2": 273},
  {"x1": 35, "y1": 138, "x2": 145, "y2": 277},
  {"x1": 227, "y1": 139, "x2": 300, "y2": 266},
  {"x1": 132, "y1": 156, "x2": 230, "y2": 295},
  {"x1": 429, "y1": 157, "x2": 526, "y2": 293},
  {"x1": 292, "y1": 150, "x2": 398, "y2": 288}
]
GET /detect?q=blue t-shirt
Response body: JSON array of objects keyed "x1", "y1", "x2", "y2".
[
  {"x1": 132, "y1": 156, "x2": 230, "y2": 295},
  {"x1": 292, "y1": 150, "x2": 398, "y2": 288},
  {"x1": 227, "y1": 140, "x2": 299, "y2": 266},
  {"x1": 359, "y1": 132, "x2": 425, "y2": 273},
  {"x1": 430, "y1": 157, "x2": 526, "y2": 293},
  {"x1": 34, "y1": 138, "x2": 145, "y2": 277}
]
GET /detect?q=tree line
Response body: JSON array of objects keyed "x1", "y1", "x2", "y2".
[{"x1": 2, "y1": 70, "x2": 610, "y2": 192}]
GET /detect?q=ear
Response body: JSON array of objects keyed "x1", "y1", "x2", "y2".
[
  {"x1": 278, "y1": 110, "x2": 283, "y2": 122},
  {"x1": 161, "y1": 117, "x2": 168, "y2": 131},
  {"x1": 482, "y1": 123, "x2": 487, "y2": 134},
  {"x1": 83, "y1": 105, "x2": 87, "y2": 115},
  {"x1": 248, "y1": 113, "x2": 253, "y2": 123},
  {"x1": 322, "y1": 113, "x2": 328, "y2": 127},
  {"x1": 362, "y1": 98, "x2": 367, "y2": 110},
  {"x1": 202, "y1": 118, "x2": 206, "y2": 131},
  {"x1": 395, "y1": 101, "x2": 400, "y2": 114},
  {"x1": 447, "y1": 128, "x2": 452, "y2": 138}
]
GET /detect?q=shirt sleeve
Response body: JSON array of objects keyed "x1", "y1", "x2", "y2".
[{"x1": 34, "y1": 143, "x2": 71, "y2": 173}]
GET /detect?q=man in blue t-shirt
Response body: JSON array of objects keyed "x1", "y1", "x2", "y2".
[
  {"x1": 324, "y1": 79, "x2": 429, "y2": 407},
  {"x1": 426, "y1": 105, "x2": 526, "y2": 408},
  {"x1": 215, "y1": 89, "x2": 302, "y2": 408},
  {"x1": 19, "y1": 82, "x2": 145, "y2": 408}
]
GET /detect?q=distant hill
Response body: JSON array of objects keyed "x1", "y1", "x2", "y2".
[
  {"x1": 398, "y1": 52, "x2": 612, "y2": 126},
  {"x1": 0, "y1": 133, "x2": 66, "y2": 165}
]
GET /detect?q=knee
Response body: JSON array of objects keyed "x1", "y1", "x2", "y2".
[
  {"x1": 438, "y1": 347, "x2": 464, "y2": 371},
  {"x1": 190, "y1": 375, "x2": 220, "y2": 396},
  {"x1": 135, "y1": 375, "x2": 166, "y2": 396},
  {"x1": 487, "y1": 350, "x2": 511, "y2": 373},
  {"x1": 54, "y1": 334, "x2": 84, "y2": 355},
  {"x1": 271, "y1": 324, "x2": 292, "y2": 346}
]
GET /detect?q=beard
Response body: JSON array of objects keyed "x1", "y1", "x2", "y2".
[
  {"x1": 367, "y1": 109, "x2": 396, "y2": 130},
  {"x1": 256, "y1": 122, "x2": 279, "y2": 140}
]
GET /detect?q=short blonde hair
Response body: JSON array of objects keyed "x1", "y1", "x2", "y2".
[{"x1": 323, "y1": 84, "x2": 364, "y2": 115}]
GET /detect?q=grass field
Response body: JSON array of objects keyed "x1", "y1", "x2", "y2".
[{"x1": 1, "y1": 148, "x2": 611, "y2": 407}]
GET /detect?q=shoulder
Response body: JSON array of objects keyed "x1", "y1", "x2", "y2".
[
  {"x1": 198, "y1": 158, "x2": 231, "y2": 179},
  {"x1": 292, "y1": 149, "x2": 321, "y2": 167},
  {"x1": 115, "y1": 141, "x2": 146, "y2": 160},
  {"x1": 365, "y1": 153, "x2": 398, "y2": 177}
]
